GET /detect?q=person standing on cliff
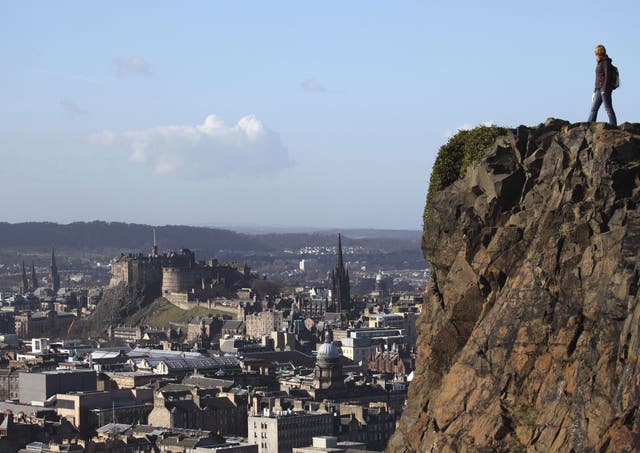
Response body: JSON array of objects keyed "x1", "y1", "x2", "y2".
[{"x1": 587, "y1": 44, "x2": 617, "y2": 126}]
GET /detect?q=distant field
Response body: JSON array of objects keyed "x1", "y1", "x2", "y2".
[{"x1": 126, "y1": 298, "x2": 234, "y2": 328}]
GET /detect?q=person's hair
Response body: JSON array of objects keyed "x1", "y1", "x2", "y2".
[{"x1": 595, "y1": 44, "x2": 607, "y2": 61}]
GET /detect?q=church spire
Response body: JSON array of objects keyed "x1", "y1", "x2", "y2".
[
  {"x1": 50, "y1": 248, "x2": 60, "y2": 293},
  {"x1": 31, "y1": 262, "x2": 38, "y2": 289},
  {"x1": 337, "y1": 233, "x2": 344, "y2": 270},
  {"x1": 152, "y1": 228, "x2": 158, "y2": 257},
  {"x1": 20, "y1": 262, "x2": 29, "y2": 295},
  {"x1": 331, "y1": 234, "x2": 351, "y2": 313}
]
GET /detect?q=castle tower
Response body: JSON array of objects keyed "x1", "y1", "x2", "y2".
[
  {"x1": 31, "y1": 262, "x2": 38, "y2": 289},
  {"x1": 331, "y1": 234, "x2": 351, "y2": 313},
  {"x1": 50, "y1": 248, "x2": 60, "y2": 293},
  {"x1": 20, "y1": 262, "x2": 29, "y2": 295}
]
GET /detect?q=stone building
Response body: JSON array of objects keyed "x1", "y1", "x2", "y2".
[
  {"x1": 245, "y1": 311, "x2": 283, "y2": 340},
  {"x1": 108, "y1": 325, "x2": 143, "y2": 342},
  {"x1": 338, "y1": 403, "x2": 398, "y2": 451},
  {"x1": 367, "y1": 344, "x2": 416, "y2": 375},
  {"x1": 0, "y1": 368, "x2": 20, "y2": 401},
  {"x1": 14, "y1": 311, "x2": 76, "y2": 339},
  {"x1": 147, "y1": 383, "x2": 247, "y2": 436},
  {"x1": 339, "y1": 337, "x2": 376, "y2": 367},
  {"x1": 248, "y1": 410, "x2": 334, "y2": 453},
  {"x1": 57, "y1": 388, "x2": 153, "y2": 437},
  {"x1": 109, "y1": 247, "x2": 253, "y2": 307},
  {"x1": 312, "y1": 331, "x2": 344, "y2": 398},
  {"x1": 187, "y1": 316, "x2": 223, "y2": 345}
]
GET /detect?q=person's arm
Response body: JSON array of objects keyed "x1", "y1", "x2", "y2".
[{"x1": 602, "y1": 60, "x2": 609, "y2": 93}]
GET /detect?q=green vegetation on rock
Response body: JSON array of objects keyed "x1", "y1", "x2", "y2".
[
  {"x1": 125, "y1": 298, "x2": 234, "y2": 328},
  {"x1": 424, "y1": 125, "x2": 505, "y2": 222}
]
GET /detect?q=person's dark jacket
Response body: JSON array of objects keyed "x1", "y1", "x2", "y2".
[{"x1": 595, "y1": 57, "x2": 614, "y2": 92}]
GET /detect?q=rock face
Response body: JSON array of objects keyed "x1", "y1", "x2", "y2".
[{"x1": 388, "y1": 120, "x2": 640, "y2": 452}]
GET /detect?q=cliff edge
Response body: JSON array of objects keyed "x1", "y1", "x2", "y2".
[{"x1": 388, "y1": 119, "x2": 640, "y2": 452}]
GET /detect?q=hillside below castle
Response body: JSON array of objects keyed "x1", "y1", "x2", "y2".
[{"x1": 388, "y1": 120, "x2": 640, "y2": 452}]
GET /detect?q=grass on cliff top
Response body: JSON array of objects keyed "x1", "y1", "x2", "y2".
[
  {"x1": 424, "y1": 125, "x2": 506, "y2": 223},
  {"x1": 126, "y1": 297, "x2": 234, "y2": 328}
]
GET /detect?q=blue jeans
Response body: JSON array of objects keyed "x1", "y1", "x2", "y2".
[{"x1": 588, "y1": 89, "x2": 617, "y2": 126}]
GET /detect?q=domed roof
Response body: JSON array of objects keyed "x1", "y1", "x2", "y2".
[{"x1": 317, "y1": 331, "x2": 341, "y2": 360}]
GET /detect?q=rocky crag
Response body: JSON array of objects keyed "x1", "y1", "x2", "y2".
[{"x1": 388, "y1": 120, "x2": 640, "y2": 452}]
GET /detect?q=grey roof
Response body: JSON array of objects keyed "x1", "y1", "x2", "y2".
[
  {"x1": 182, "y1": 376, "x2": 234, "y2": 389},
  {"x1": 96, "y1": 423, "x2": 133, "y2": 435},
  {"x1": 222, "y1": 320, "x2": 244, "y2": 329},
  {"x1": 128, "y1": 347, "x2": 206, "y2": 359}
]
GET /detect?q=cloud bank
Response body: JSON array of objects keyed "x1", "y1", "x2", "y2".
[
  {"x1": 91, "y1": 114, "x2": 292, "y2": 178},
  {"x1": 116, "y1": 56, "x2": 152, "y2": 77}
]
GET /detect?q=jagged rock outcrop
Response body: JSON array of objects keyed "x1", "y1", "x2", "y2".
[{"x1": 388, "y1": 120, "x2": 640, "y2": 452}]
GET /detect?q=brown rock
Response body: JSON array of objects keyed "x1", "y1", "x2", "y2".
[{"x1": 387, "y1": 120, "x2": 640, "y2": 452}]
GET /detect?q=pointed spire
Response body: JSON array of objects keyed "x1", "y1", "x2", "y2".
[
  {"x1": 50, "y1": 248, "x2": 60, "y2": 293},
  {"x1": 337, "y1": 233, "x2": 344, "y2": 269},
  {"x1": 152, "y1": 228, "x2": 158, "y2": 257},
  {"x1": 21, "y1": 262, "x2": 29, "y2": 295},
  {"x1": 331, "y1": 233, "x2": 351, "y2": 313},
  {"x1": 31, "y1": 262, "x2": 38, "y2": 289}
]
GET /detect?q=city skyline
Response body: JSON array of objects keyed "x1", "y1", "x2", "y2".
[{"x1": 2, "y1": 1, "x2": 639, "y2": 229}]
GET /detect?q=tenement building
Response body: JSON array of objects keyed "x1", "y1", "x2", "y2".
[
  {"x1": 248, "y1": 410, "x2": 334, "y2": 453},
  {"x1": 245, "y1": 311, "x2": 283, "y2": 340}
]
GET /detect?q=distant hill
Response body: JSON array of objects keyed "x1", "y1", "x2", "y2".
[
  {"x1": 0, "y1": 221, "x2": 420, "y2": 254},
  {"x1": 0, "y1": 221, "x2": 271, "y2": 254}
]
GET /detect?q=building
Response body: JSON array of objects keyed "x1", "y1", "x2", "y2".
[
  {"x1": 187, "y1": 316, "x2": 223, "y2": 345},
  {"x1": 338, "y1": 403, "x2": 398, "y2": 451},
  {"x1": 109, "y1": 246, "x2": 253, "y2": 308},
  {"x1": 108, "y1": 325, "x2": 143, "y2": 342},
  {"x1": 339, "y1": 337, "x2": 375, "y2": 367},
  {"x1": 367, "y1": 344, "x2": 416, "y2": 375},
  {"x1": 292, "y1": 436, "x2": 366, "y2": 453},
  {"x1": 14, "y1": 311, "x2": 76, "y2": 339},
  {"x1": 147, "y1": 383, "x2": 247, "y2": 436},
  {"x1": 248, "y1": 411, "x2": 334, "y2": 453},
  {"x1": 312, "y1": 331, "x2": 344, "y2": 398},
  {"x1": 330, "y1": 235, "x2": 350, "y2": 314},
  {"x1": 367, "y1": 313, "x2": 418, "y2": 343},
  {"x1": 50, "y1": 249, "x2": 60, "y2": 294},
  {"x1": 373, "y1": 272, "x2": 392, "y2": 301},
  {"x1": 56, "y1": 388, "x2": 153, "y2": 436},
  {"x1": 297, "y1": 289, "x2": 330, "y2": 319},
  {"x1": 0, "y1": 368, "x2": 20, "y2": 401},
  {"x1": 245, "y1": 311, "x2": 283, "y2": 340},
  {"x1": 18, "y1": 370, "x2": 96, "y2": 406}
]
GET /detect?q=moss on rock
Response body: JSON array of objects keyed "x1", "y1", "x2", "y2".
[{"x1": 424, "y1": 125, "x2": 505, "y2": 223}]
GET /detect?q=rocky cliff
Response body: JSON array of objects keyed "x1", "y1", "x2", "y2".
[{"x1": 388, "y1": 120, "x2": 640, "y2": 452}]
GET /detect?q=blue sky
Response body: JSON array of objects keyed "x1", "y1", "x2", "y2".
[{"x1": 1, "y1": 1, "x2": 639, "y2": 230}]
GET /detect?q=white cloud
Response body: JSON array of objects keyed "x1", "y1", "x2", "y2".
[
  {"x1": 59, "y1": 99, "x2": 88, "y2": 117},
  {"x1": 301, "y1": 78, "x2": 326, "y2": 93},
  {"x1": 91, "y1": 114, "x2": 293, "y2": 178},
  {"x1": 443, "y1": 121, "x2": 494, "y2": 140},
  {"x1": 116, "y1": 56, "x2": 152, "y2": 77}
]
